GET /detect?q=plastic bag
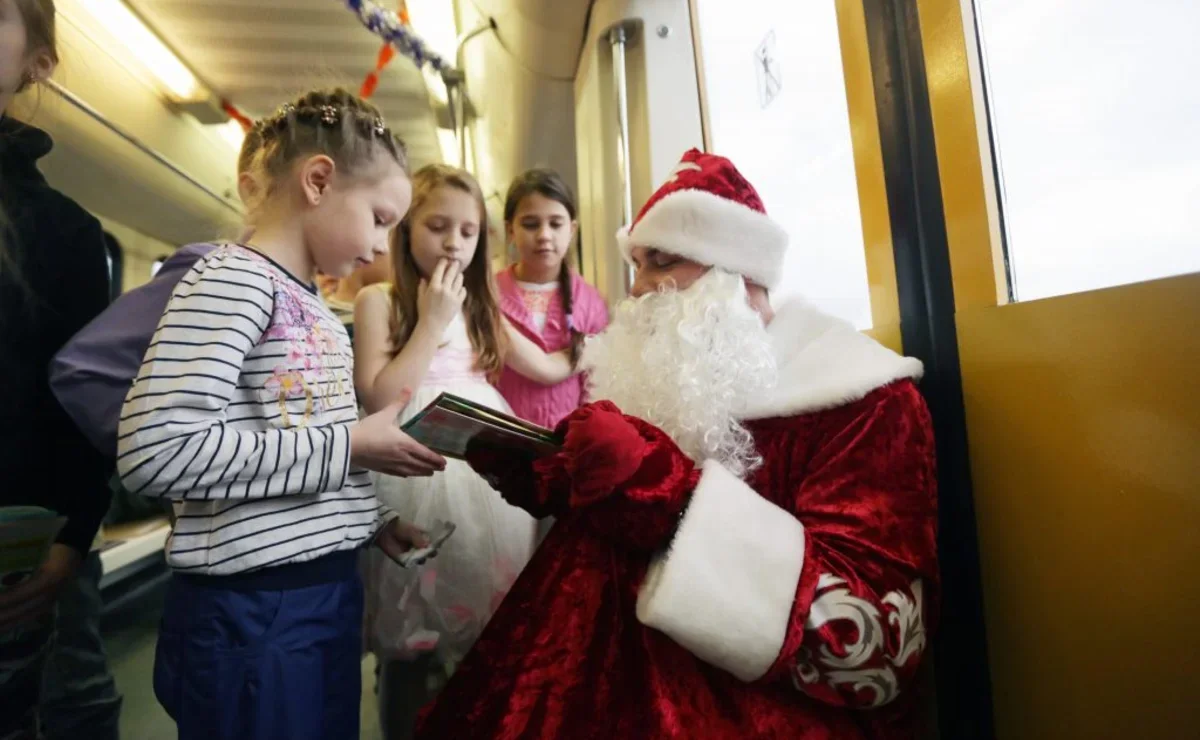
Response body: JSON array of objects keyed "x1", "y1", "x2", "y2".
[
  {"x1": 365, "y1": 528, "x2": 496, "y2": 664},
  {"x1": 369, "y1": 459, "x2": 537, "y2": 664}
]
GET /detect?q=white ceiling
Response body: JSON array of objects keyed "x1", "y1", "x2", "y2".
[
  {"x1": 128, "y1": 0, "x2": 443, "y2": 168},
  {"x1": 119, "y1": 0, "x2": 596, "y2": 237}
]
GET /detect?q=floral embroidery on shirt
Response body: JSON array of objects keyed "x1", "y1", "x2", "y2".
[
  {"x1": 254, "y1": 271, "x2": 355, "y2": 426},
  {"x1": 264, "y1": 367, "x2": 314, "y2": 427},
  {"x1": 264, "y1": 284, "x2": 315, "y2": 343}
]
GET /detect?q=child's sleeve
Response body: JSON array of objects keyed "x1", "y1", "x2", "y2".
[
  {"x1": 116, "y1": 260, "x2": 353, "y2": 500},
  {"x1": 50, "y1": 245, "x2": 212, "y2": 458}
]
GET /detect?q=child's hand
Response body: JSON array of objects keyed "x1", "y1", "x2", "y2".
[
  {"x1": 350, "y1": 398, "x2": 447, "y2": 477},
  {"x1": 418, "y1": 258, "x2": 466, "y2": 330},
  {"x1": 374, "y1": 518, "x2": 432, "y2": 565}
]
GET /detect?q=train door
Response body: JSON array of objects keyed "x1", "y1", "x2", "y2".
[{"x1": 850, "y1": 0, "x2": 1200, "y2": 737}]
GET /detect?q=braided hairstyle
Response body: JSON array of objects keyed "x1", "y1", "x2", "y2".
[
  {"x1": 244, "y1": 88, "x2": 408, "y2": 219},
  {"x1": 503, "y1": 169, "x2": 583, "y2": 364}
]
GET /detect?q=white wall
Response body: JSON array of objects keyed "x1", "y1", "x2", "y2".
[
  {"x1": 454, "y1": 0, "x2": 581, "y2": 268},
  {"x1": 692, "y1": 0, "x2": 872, "y2": 328},
  {"x1": 574, "y1": 0, "x2": 705, "y2": 305}
]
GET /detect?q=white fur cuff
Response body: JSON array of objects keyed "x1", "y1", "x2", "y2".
[{"x1": 636, "y1": 460, "x2": 805, "y2": 682}]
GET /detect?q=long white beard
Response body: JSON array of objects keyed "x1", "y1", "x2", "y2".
[{"x1": 582, "y1": 269, "x2": 778, "y2": 478}]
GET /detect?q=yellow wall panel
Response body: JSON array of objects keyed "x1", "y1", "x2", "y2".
[{"x1": 957, "y1": 272, "x2": 1200, "y2": 739}]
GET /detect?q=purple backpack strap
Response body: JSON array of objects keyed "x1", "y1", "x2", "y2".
[{"x1": 49, "y1": 242, "x2": 219, "y2": 457}]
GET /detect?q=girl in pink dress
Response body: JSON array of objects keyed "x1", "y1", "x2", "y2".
[{"x1": 495, "y1": 169, "x2": 609, "y2": 430}]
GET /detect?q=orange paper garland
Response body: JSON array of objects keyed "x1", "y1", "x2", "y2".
[{"x1": 360, "y1": 3, "x2": 411, "y2": 99}]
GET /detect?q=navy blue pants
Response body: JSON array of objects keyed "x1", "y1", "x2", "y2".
[{"x1": 153, "y1": 568, "x2": 363, "y2": 740}]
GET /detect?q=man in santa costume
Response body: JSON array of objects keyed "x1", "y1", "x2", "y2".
[{"x1": 417, "y1": 149, "x2": 938, "y2": 739}]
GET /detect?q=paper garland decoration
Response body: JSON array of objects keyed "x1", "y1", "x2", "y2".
[
  {"x1": 221, "y1": 1, "x2": 442, "y2": 131},
  {"x1": 343, "y1": 0, "x2": 453, "y2": 75},
  {"x1": 361, "y1": 43, "x2": 397, "y2": 99},
  {"x1": 360, "y1": 2, "x2": 408, "y2": 99},
  {"x1": 221, "y1": 100, "x2": 254, "y2": 133}
]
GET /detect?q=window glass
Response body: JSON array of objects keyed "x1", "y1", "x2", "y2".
[
  {"x1": 693, "y1": 1, "x2": 873, "y2": 327},
  {"x1": 975, "y1": 0, "x2": 1200, "y2": 301}
]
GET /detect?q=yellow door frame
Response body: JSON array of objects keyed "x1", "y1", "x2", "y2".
[{"x1": 854, "y1": 0, "x2": 997, "y2": 736}]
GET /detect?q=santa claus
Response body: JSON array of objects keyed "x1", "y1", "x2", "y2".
[{"x1": 417, "y1": 149, "x2": 939, "y2": 739}]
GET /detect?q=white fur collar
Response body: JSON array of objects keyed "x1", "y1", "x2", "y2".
[{"x1": 740, "y1": 300, "x2": 924, "y2": 420}]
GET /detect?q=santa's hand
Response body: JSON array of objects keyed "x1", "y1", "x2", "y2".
[
  {"x1": 561, "y1": 401, "x2": 649, "y2": 506},
  {"x1": 467, "y1": 401, "x2": 695, "y2": 533},
  {"x1": 559, "y1": 403, "x2": 699, "y2": 550},
  {"x1": 464, "y1": 401, "x2": 639, "y2": 516},
  {"x1": 465, "y1": 441, "x2": 570, "y2": 518}
]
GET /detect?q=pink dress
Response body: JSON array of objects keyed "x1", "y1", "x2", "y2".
[
  {"x1": 367, "y1": 289, "x2": 536, "y2": 664},
  {"x1": 495, "y1": 266, "x2": 610, "y2": 429}
]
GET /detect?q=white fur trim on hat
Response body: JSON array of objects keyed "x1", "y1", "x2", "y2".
[{"x1": 616, "y1": 189, "x2": 788, "y2": 290}]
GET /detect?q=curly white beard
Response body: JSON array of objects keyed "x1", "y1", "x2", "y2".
[{"x1": 582, "y1": 269, "x2": 778, "y2": 478}]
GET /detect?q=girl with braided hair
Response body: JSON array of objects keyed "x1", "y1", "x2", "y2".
[
  {"x1": 496, "y1": 169, "x2": 608, "y2": 429},
  {"x1": 115, "y1": 89, "x2": 446, "y2": 740}
]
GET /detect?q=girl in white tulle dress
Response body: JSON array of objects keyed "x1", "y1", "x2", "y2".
[{"x1": 354, "y1": 165, "x2": 576, "y2": 738}]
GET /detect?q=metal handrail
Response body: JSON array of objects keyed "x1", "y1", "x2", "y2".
[
  {"x1": 609, "y1": 25, "x2": 636, "y2": 291},
  {"x1": 45, "y1": 79, "x2": 243, "y2": 215},
  {"x1": 449, "y1": 19, "x2": 497, "y2": 169}
]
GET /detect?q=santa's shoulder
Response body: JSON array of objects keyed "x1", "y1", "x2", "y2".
[{"x1": 742, "y1": 299, "x2": 925, "y2": 421}]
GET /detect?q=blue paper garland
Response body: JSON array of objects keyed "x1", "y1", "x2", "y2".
[{"x1": 343, "y1": 0, "x2": 455, "y2": 74}]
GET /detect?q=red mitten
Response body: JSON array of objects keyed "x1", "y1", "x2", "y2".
[
  {"x1": 554, "y1": 403, "x2": 698, "y2": 550},
  {"x1": 583, "y1": 415, "x2": 699, "y2": 551},
  {"x1": 560, "y1": 401, "x2": 649, "y2": 506}
]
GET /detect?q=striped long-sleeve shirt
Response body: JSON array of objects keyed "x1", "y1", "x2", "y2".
[{"x1": 117, "y1": 245, "x2": 388, "y2": 575}]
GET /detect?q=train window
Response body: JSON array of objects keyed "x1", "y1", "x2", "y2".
[
  {"x1": 692, "y1": 2, "x2": 872, "y2": 328},
  {"x1": 974, "y1": 0, "x2": 1200, "y2": 301}
]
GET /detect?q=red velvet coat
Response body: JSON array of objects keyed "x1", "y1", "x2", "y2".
[{"x1": 417, "y1": 301, "x2": 938, "y2": 739}]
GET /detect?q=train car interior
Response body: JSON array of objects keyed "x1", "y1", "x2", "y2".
[{"x1": 4, "y1": 0, "x2": 1196, "y2": 738}]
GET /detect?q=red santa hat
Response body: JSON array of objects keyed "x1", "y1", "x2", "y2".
[{"x1": 617, "y1": 149, "x2": 788, "y2": 290}]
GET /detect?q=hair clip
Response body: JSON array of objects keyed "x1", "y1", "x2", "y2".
[
  {"x1": 566, "y1": 314, "x2": 575, "y2": 332},
  {"x1": 266, "y1": 103, "x2": 294, "y2": 130},
  {"x1": 372, "y1": 116, "x2": 387, "y2": 136},
  {"x1": 319, "y1": 105, "x2": 339, "y2": 125}
]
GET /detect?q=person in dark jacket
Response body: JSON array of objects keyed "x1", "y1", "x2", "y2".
[{"x1": 1, "y1": 2, "x2": 116, "y2": 737}]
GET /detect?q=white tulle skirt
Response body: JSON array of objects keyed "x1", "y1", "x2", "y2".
[{"x1": 364, "y1": 379, "x2": 537, "y2": 665}]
